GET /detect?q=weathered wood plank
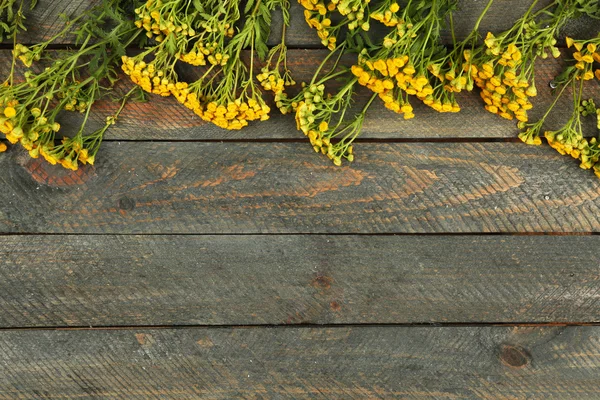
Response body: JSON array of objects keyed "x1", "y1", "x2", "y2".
[
  {"x1": 0, "y1": 234, "x2": 599, "y2": 327},
  {"x1": 2, "y1": 50, "x2": 597, "y2": 140},
  {"x1": 2, "y1": 142, "x2": 600, "y2": 234},
  {"x1": 0, "y1": 326, "x2": 599, "y2": 398},
  {"x1": 9, "y1": 0, "x2": 598, "y2": 45}
]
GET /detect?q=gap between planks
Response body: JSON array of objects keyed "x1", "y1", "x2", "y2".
[
  {"x1": 0, "y1": 232, "x2": 596, "y2": 237},
  {"x1": 93, "y1": 138, "x2": 522, "y2": 143},
  {"x1": 0, "y1": 321, "x2": 599, "y2": 332},
  {"x1": 1, "y1": 138, "x2": 522, "y2": 144}
]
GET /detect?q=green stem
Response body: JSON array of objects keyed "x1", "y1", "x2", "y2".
[
  {"x1": 449, "y1": 11, "x2": 456, "y2": 48},
  {"x1": 538, "y1": 78, "x2": 571, "y2": 122},
  {"x1": 472, "y1": 0, "x2": 495, "y2": 32},
  {"x1": 310, "y1": 42, "x2": 346, "y2": 85},
  {"x1": 362, "y1": 92, "x2": 377, "y2": 113},
  {"x1": 8, "y1": 0, "x2": 24, "y2": 87}
]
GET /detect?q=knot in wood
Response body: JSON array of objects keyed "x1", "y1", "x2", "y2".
[
  {"x1": 118, "y1": 196, "x2": 136, "y2": 211},
  {"x1": 499, "y1": 344, "x2": 531, "y2": 369},
  {"x1": 311, "y1": 274, "x2": 333, "y2": 290},
  {"x1": 24, "y1": 157, "x2": 94, "y2": 187}
]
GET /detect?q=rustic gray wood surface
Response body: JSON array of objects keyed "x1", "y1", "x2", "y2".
[
  {"x1": 3, "y1": 142, "x2": 600, "y2": 234},
  {"x1": 0, "y1": 235, "x2": 598, "y2": 327},
  {"x1": 1, "y1": 326, "x2": 599, "y2": 399}
]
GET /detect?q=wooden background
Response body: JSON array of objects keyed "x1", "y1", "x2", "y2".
[{"x1": 1, "y1": 0, "x2": 600, "y2": 398}]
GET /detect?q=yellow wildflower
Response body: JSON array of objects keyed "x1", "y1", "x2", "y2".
[{"x1": 3, "y1": 107, "x2": 16, "y2": 118}]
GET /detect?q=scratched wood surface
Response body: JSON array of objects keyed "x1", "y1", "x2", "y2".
[
  {"x1": 2, "y1": 0, "x2": 600, "y2": 398},
  {"x1": 3, "y1": 142, "x2": 600, "y2": 234},
  {"x1": 0, "y1": 234, "x2": 599, "y2": 327},
  {"x1": 1, "y1": 326, "x2": 600, "y2": 399}
]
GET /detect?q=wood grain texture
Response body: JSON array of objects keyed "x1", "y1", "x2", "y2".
[
  {"x1": 9, "y1": 0, "x2": 599, "y2": 45},
  {"x1": 0, "y1": 326, "x2": 599, "y2": 398},
  {"x1": 2, "y1": 141, "x2": 600, "y2": 234},
  {"x1": 1, "y1": 50, "x2": 598, "y2": 140},
  {"x1": 0, "y1": 234, "x2": 599, "y2": 327},
  {"x1": 8, "y1": 0, "x2": 99, "y2": 44}
]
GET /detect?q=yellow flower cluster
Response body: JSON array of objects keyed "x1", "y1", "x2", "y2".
[
  {"x1": 0, "y1": 100, "x2": 93, "y2": 170},
  {"x1": 176, "y1": 80, "x2": 271, "y2": 131},
  {"x1": 544, "y1": 127, "x2": 600, "y2": 173},
  {"x1": 178, "y1": 16, "x2": 237, "y2": 68},
  {"x1": 296, "y1": 100, "x2": 353, "y2": 166},
  {"x1": 370, "y1": 2, "x2": 400, "y2": 27},
  {"x1": 427, "y1": 49, "x2": 475, "y2": 95},
  {"x1": 517, "y1": 124, "x2": 542, "y2": 146},
  {"x1": 578, "y1": 134, "x2": 600, "y2": 175},
  {"x1": 124, "y1": 0, "x2": 288, "y2": 132},
  {"x1": 259, "y1": 34, "x2": 296, "y2": 114},
  {"x1": 179, "y1": 42, "x2": 230, "y2": 67},
  {"x1": 284, "y1": 66, "x2": 369, "y2": 167},
  {"x1": 294, "y1": 84, "x2": 326, "y2": 137},
  {"x1": 299, "y1": 0, "x2": 337, "y2": 50},
  {"x1": 12, "y1": 44, "x2": 39, "y2": 68},
  {"x1": 351, "y1": 60, "x2": 418, "y2": 119},
  {"x1": 350, "y1": 0, "x2": 464, "y2": 121},
  {"x1": 257, "y1": 68, "x2": 288, "y2": 95},
  {"x1": 293, "y1": 82, "x2": 350, "y2": 164},
  {"x1": 519, "y1": 36, "x2": 600, "y2": 152},
  {"x1": 378, "y1": 88, "x2": 414, "y2": 118},
  {"x1": 545, "y1": 129, "x2": 584, "y2": 159},
  {"x1": 332, "y1": 0, "x2": 371, "y2": 31},
  {"x1": 467, "y1": 0, "x2": 573, "y2": 124},
  {"x1": 133, "y1": 0, "x2": 238, "y2": 71},
  {"x1": 257, "y1": 66, "x2": 296, "y2": 117},
  {"x1": 518, "y1": 36, "x2": 600, "y2": 180},
  {"x1": 353, "y1": 51, "x2": 462, "y2": 117},
  {"x1": 134, "y1": 0, "x2": 197, "y2": 41},
  {"x1": 471, "y1": 34, "x2": 536, "y2": 122},
  {"x1": 0, "y1": 101, "x2": 22, "y2": 145},
  {"x1": 566, "y1": 37, "x2": 600, "y2": 81},
  {"x1": 0, "y1": 0, "x2": 143, "y2": 170},
  {"x1": 121, "y1": 56, "x2": 188, "y2": 98},
  {"x1": 199, "y1": 98, "x2": 270, "y2": 130}
]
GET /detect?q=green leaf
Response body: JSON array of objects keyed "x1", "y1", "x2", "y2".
[
  {"x1": 245, "y1": 0, "x2": 256, "y2": 13},
  {"x1": 192, "y1": 0, "x2": 204, "y2": 12}
]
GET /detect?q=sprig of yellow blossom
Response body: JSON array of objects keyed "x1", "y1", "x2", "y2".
[
  {"x1": 0, "y1": 0, "x2": 142, "y2": 168},
  {"x1": 298, "y1": 0, "x2": 372, "y2": 51},
  {"x1": 351, "y1": 0, "x2": 459, "y2": 119},
  {"x1": 518, "y1": 35, "x2": 600, "y2": 177},
  {"x1": 123, "y1": 0, "x2": 293, "y2": 130},
  {"x1": 175, "y1": 0, "x2": 290, "y2": 129},
  {"x1": 469, "y1": 0, "x2": 590, "y2": 123},
  {"x1": 257, "y1": 0, "x2": 297, "y2": 114},
  {"x1": 279, "y1": 42, "x2": 378, "y2": 165}
]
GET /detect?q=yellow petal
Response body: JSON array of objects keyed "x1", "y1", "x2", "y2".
[{"x1": 566, "y1": 37, "x2": 574, "y2": 48}]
